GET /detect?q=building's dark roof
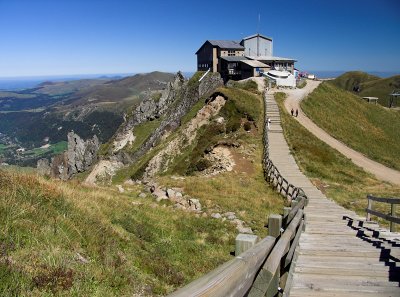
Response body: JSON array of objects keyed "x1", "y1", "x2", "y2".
[
  {"x1": 220, "y1": 56, "x2": 248, "y2": 62},
  {"x1": 242, "y1": 33, "x2": 273, "y2": 41},
  {"x1": 195, "y1": 40, "x2": 244, "y2": 54},
  {"x1": 208, "y1": 40, "x2": 244, "y2": 49}
]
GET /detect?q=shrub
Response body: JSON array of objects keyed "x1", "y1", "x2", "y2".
[{"x1": 243, "y1": 121, "x2": 252, "y2": 131}]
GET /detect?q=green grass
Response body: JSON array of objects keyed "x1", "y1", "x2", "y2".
[
  {"x1": 301, "y1": 82, "x2": 400, "y2": 170},
  {"x1": 25, "y1": 141, "x2": 68, "y2": 157},
  {"x1": 330, "y1": 71, "x2": 379, "y2": 91},
  {"x1": 330, "y1": 71, "x2": 400, "y2": 107},
  {"x1": 0, "y1": 169, "x2": 238, "y2": 296},
  {"x1": 126, "y1": 118, "x2": 162, "y2": 153},
  {"x1": 228, "y1": 80, "x2": 260, "y2": 94},
  {"x1": 276, "y1": 92, "x2": 400, "y2": 223}
]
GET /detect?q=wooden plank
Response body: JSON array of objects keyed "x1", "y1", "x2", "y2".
[
  {"x1": 167, "y1": 236, "x2": 276, "y2": 297},
  {"x1": 284, "y1": 220, "x2": 304, "y2": 268}
]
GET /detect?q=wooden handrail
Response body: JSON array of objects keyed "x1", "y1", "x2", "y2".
[
  {"x1": 367, "y1": 195, "x2": 400, "y2": 204},
  {"x1": 366, "y1": 194, "x2": 399, "y2": 232},
  {"x1": 168, "y1": 236, "x2": 276, "y2": 297}
]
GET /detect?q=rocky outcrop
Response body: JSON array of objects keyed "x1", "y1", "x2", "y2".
[
  {"x1": 67, "y1": 132, "x2": 99, "y2": 175},
  {"x1": 143, "y1": 94, "x2": 227, "y2": 178},
  {"x1": 111, "y1": 72, "x2": 185, "y2": 153},
  {"x1": 37, "y1": 132, "x2": 99, "y2": 180}
]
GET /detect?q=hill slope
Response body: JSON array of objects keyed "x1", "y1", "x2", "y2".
[
  {"x1": 0, "y1": 168, "x2": 236, "y2": 296},
  {"x1": 301, "y1": 82, "x2": 400, "y2": 171},
  {"x1": 331, "y1": 71, "x2": 400, "y2": 107}
]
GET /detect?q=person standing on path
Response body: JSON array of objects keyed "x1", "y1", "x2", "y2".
[
  {"x1": 295, "y1": 109, "x2": 298, "y2": 117},
  {"x1": 291, "y1": 108, "x2": 294, "y2": 116},
  {"x1": 267, "y1": 118, "x2": 271, "y2": 130}
]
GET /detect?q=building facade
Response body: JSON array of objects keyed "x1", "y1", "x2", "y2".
[
  {"x1": 240, "y1": 34, "x2": 273, "y2": 57},
  {"x1": 195, "y1": 33, "x2": 296, "y2": 81}
]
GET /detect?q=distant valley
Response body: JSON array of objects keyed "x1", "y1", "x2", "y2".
[{"x1": 0, "y1": 72, "x2": 176, "y2": 166}]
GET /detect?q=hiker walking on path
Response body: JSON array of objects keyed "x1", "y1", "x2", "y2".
[
  {"x1": 291, "y1": 108, "x2": 294, "y2": 116},
  {"x1": 267, "y1": 118, "x2": 271, "y2": 130},
  {"x1": 295, "y1": 109, "x2": 298, "y2": 117}
]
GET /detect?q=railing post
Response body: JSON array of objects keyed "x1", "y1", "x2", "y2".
[
  {"x1": 366, "y1": 194, "x2": 372, "y2": 221},
  {"x1": 390, "y1": 203, "x2": 396, "y2": 232},
  {"x1": 235, "y1": 234, "x2": 260, "y2": 256},
  {"x1": 268, "y1": 214, "x2": 282, "y2": 238}
]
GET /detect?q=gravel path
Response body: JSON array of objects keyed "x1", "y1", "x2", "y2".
[{"x1": 279, "y1": 80, "x2": 400, "y2": 186}]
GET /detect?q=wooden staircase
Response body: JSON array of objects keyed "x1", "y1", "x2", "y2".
[{"x1": 265, "y1": 93, "x2": 400, "y2": 297}]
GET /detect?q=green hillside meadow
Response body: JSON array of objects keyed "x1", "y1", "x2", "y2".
[{"x1": 301, "y1": 82, "x2": 400, "y2": 171}]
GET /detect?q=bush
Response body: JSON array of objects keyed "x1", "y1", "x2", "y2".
[{"x1": 243, "y1": 121, "x2": 252, "y2": 131}]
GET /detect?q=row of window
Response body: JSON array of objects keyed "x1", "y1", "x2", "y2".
[{"x1": 198, "y1": 63, "x2": 210, "y2": 69}]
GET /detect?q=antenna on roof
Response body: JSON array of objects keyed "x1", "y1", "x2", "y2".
[{"x1": 257, "y1": 13, "x2": 261, "y2": 56}]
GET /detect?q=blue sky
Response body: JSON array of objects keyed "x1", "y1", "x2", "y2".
[{"x1": 0, "y1": 0, "x2": 399, "y2": 77}]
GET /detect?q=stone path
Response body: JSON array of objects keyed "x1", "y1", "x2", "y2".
[{"x1": 265, "y1": 93, "x2": 400, "y2": 297}]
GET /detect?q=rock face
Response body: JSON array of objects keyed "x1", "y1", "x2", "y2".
[
  {"x1": 86, "y1": 71, "x2": 223, "y2": 184},
  {"x1": 111, "y1": 72, "x2": 185, "y2": 153},
  {"x1": 37, "y1": 132, "x2": 99, "y2": 180},
  {"x1": 67, "y1": 132, "x2": 100, "y2": 175}
]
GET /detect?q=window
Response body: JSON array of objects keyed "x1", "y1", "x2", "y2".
[{"x1": 228, "y1": 50, "x2": 235, "y2": 56}]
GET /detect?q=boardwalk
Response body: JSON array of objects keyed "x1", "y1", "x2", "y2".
[{"x1": 265, "y1": 93, "x2": 400, "y2": 297}]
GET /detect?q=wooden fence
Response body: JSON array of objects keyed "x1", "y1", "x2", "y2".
[
  {"x1": 167, "y1": 92, "x2": 308, "y2": 297},
  {"x1": 366, "y1": 194, "x2": 400, "y2": 232}
]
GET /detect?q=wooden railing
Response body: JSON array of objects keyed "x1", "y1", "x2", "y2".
[
  {"x1": 167, "y1": 91, "x2": 307, "y2": 297},
  {"x1": 366, "y1": 194, "x2": 400, "y2": 232}
]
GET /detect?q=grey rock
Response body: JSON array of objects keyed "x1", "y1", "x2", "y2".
[
  {"x1": 138, "y1": 192, "x2": 147, "y2": 198},
  {"x1": 211, "y1": 213, "x2": 222, "y2": 219},
  {"x1": 67, "y1": 132, "x2": 99, "y2": 175},
  {"x1": 188, "y1": 198, "x2": 201, "y2": 211},
  {"x1": 75, "y1": 252, "x2": 89, "y2": 264},
  {"x1": 166, "y1": 188, "x2": 176, "y2": 198},
  {"x1": 152, "y1": 188, "x2": 168, "y2": 201},
  {"x1": 124, "y1": 179, "x2": 135, "y2": 185},
  {"x1": 116, "y1": 185, "x2": 125, "y2": 193},
  {"x1": 37, "y1": 158, "x2": 51, "y2": 176}
]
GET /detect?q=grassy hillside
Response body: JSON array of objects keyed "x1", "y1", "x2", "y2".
[
  {"x1": 113, "y1": 84, "x2": 285, "y2": 237},
  {"x1": 358, "y1": 75, "x2": 400, "y2": 107},
  {"x1": 276, "y1": 93, "x2": 400, "y2": 223},
  {"x1": 0, "y1": 169, "x2": 238, "y2": 296},
  {"x1": 301, "y1": 82, "x2": 400, "y2": 171},
  {"x1": 330, "y1": 71, "x2": 400, "y2": 106},
  {"x1": 330, "y1": 71, "x2": 379, "y2": 91}
]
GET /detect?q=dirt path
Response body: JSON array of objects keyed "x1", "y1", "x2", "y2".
[{"x1": 278, "y1": 80, "x2": 400, "y2": 186}]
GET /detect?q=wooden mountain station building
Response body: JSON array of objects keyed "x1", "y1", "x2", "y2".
[{"x1": 196, "y1": 33, "x2": 296, "y2": 81}]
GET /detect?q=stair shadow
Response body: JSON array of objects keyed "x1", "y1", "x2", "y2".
[{"x1": 343, "y1": 216, "x2": 400, "y2": 285}]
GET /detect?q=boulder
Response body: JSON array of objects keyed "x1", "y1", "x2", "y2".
[
  {"x1": 67, "y1": 132, "x2": 99, "y2": 175},
  {"x1": 116, "y1": 185, "x2": 125, "y2": 193},
  {"x1": 211, "y1": 213, "x2": 222, "y2": 219},
  {"x1": 37, "y1": 158, "x2": 51, "y2": 176},
  {"x1": 188, "y1": 198, "x2": 201, "y2": 211}
]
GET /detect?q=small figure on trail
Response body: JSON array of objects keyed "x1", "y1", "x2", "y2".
[
  {"x1": 267, "y1": 118, "x2": 271, "y2": 130},
  {"x1": 291, "y1": 108, "x2": 294, "y2": 116},
  {"x1": 295, "y1": 109, "x2": 299, "y2": 117}
]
